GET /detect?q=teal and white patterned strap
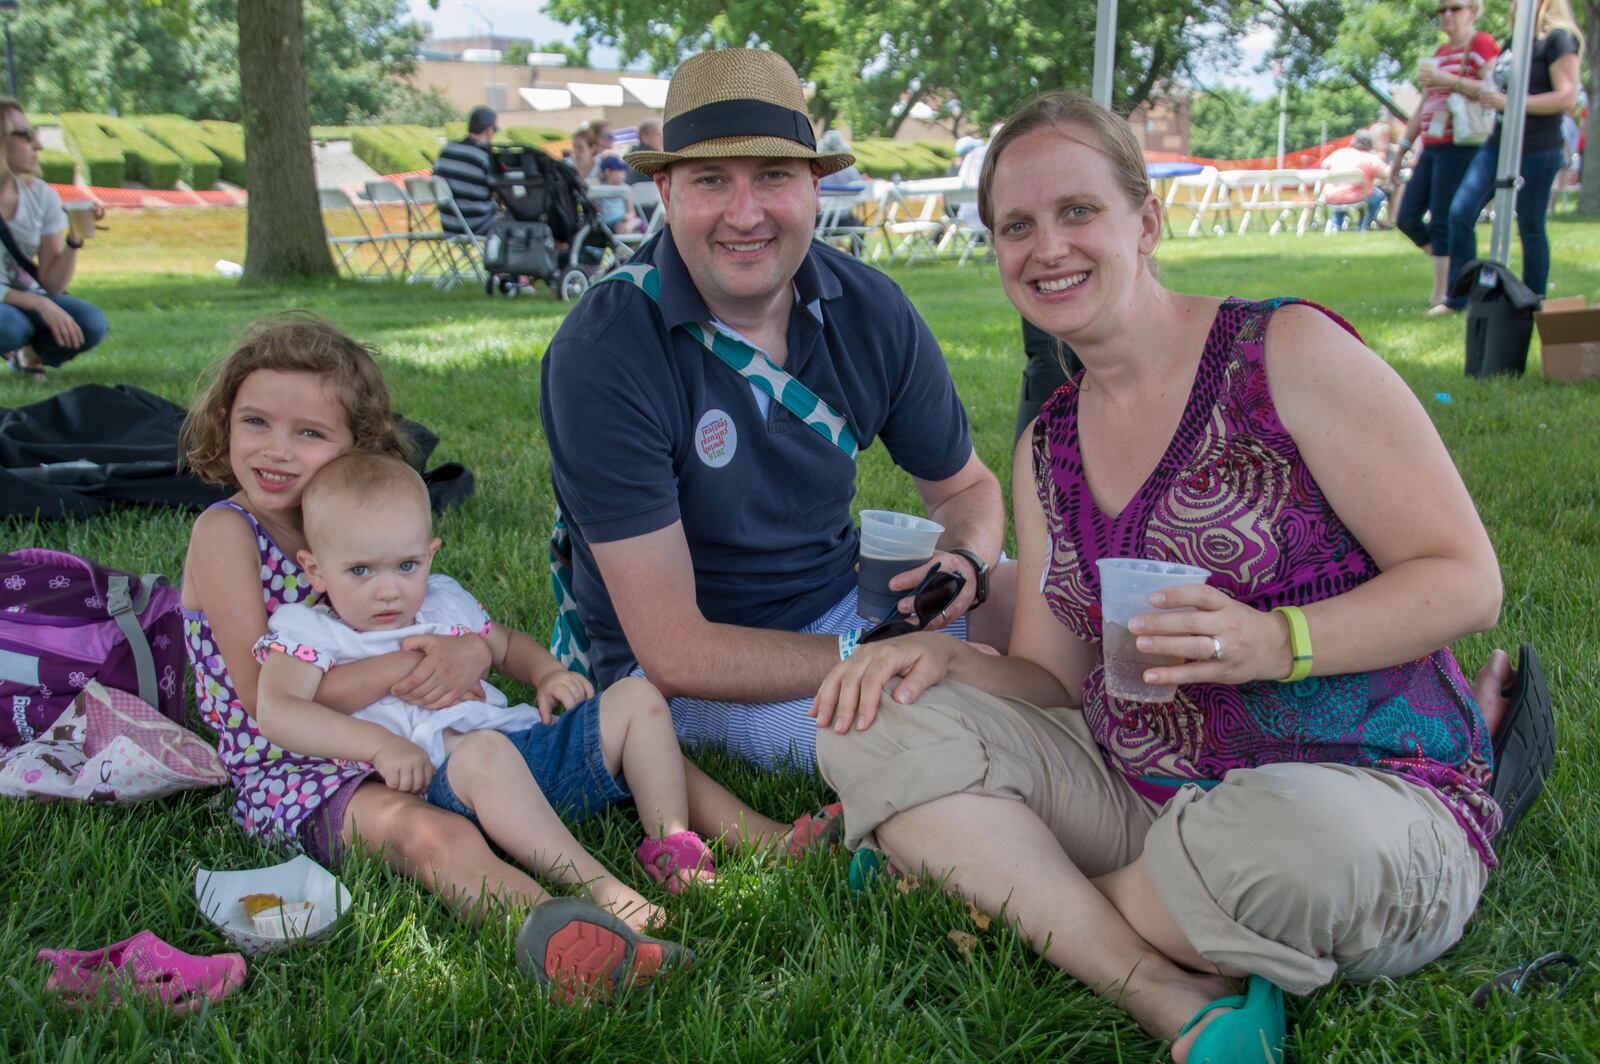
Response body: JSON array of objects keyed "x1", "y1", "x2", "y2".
[{"x1": 597, "y1": 264, "x2": 860, "y2": 461}]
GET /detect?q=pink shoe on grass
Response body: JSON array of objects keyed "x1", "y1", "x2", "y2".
[
  {"x1": 636, "y1": 831, "x2": 716, "y2": 894},
  {"x1": 37, "y1": 930, "x2": 246, "y2": 1011}
]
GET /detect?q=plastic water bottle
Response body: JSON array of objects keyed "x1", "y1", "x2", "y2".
[{"x1": 214, "y1": 260, "x2": 244, "y2": 279}]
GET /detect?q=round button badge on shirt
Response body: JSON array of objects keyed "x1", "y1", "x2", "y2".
[{"x1": 695, "y1": 408, "x2": 737, "y2": 468}]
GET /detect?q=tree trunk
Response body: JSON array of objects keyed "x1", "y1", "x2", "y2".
[
  {"x1": 1581, "y1": 2, "x2": 1600, "y2": 215},
  {"x1": 238, "y1": 0, "x2": 335, "y2": 280}
]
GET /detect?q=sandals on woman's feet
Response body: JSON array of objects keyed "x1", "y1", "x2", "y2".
[
  {"x1": 514, "y1": 896, "x2": 693, "y2": 1004},
  {"x1": 1490, "y1": 642, "x2": 1554, "y2": 837},
  {"x1": 785, "y1": 802, "x2": 844, "y2": 857},
  {"x1": 3, "y1": 348, "x2": 46, "y2": 382},
  {"x1": 1176, "y1": 975, "x2": 1286, "y2": 1064},
  {"x1": 637, "y1": 831, "x2": 716, "y2": 894}
]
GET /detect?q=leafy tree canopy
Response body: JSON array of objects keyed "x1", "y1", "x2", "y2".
[
  {"x1": 548, "y1": 0, "x2": 1252, "y2": 133},
  {"x1": 502, "y1": 39, "x2": 593, "y2": 68},
  {"x1": 10, "y1": 0, "x2": 450, "y2": 125},
  {"x1": 1189, "y1": 78, "x2": 1376, "y2": 160}
]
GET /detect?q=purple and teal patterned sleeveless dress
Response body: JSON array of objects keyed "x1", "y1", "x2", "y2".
[
  {"x1": 183, "y1": 500, "x2": 375, "y2": 852},
  {"x1": 1033, "y1": 298, "x2": 1501, "y2": 866}
]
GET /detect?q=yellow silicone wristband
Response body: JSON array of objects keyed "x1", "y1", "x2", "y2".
[{"x1": 1273, "y1": 605, "x2": 1313, "y2": 683}]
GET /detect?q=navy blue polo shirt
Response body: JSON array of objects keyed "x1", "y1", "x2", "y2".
[{"x1": 540, "y1": 229, "x2": 973, "y2": 685}]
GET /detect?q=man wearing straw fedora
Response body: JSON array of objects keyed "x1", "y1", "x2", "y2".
[{"x1": 540, "y1": 48, "x2": 1010, "y2": 769}]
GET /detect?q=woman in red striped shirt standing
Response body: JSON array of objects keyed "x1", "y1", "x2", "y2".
[{"x1": 1393, "y1": 1, "x2": 1500, "y2": 309}]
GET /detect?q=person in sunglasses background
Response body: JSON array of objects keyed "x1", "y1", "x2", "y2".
[
  {"x1": 1393, "y1": 0, "x2": 1499, "y2": 311},
  {"x1": 0, "y1": 98, "x2": 108, "y2": 381}
]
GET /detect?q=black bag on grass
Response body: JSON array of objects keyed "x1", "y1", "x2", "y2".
[
  {"x1": 0, "y1": 384, "x2": 474, "y2": 520},
  {"x1": 483, "y1": 219, "x2": 559, "y2": 280}
]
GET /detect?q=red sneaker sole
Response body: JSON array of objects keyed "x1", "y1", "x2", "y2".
[{"x1": 544, "y1": 921, "x2": 629, "y2": 1001}]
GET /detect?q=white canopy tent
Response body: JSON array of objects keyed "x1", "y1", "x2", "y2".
[
  {"x1": 518, "y1": 87, "x2": 573, "y2": 111},
  {"x1": 620, "y1": 76, "x2": 671, "y2": 109},
  {"x1": 566, "y1": 81, "x2": 626, "y2": 108}
]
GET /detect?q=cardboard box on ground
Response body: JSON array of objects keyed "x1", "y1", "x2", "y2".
[{"x1": 1534, "y1": 296, "x2": 1600, "y2": 383}]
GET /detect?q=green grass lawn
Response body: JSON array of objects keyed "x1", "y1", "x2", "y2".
[{"x1": 3, "y1": 210, "x2": 1598, "y2": 1061}]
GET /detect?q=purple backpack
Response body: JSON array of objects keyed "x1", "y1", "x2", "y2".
[{"x1": 0, "y1": 549, "x2": 184, "y2": 750}]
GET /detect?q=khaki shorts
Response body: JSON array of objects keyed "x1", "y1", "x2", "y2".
[{"x1": 816, "y1": 680, "x2": 1489, "y2": 995}]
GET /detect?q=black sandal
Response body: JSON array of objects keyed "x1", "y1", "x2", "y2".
[{"x1": 1488, "y1": 642, "x2": 1554, "y2": 838}]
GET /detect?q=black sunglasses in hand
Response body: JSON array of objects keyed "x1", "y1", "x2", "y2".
[{"x1": 861, "y1": 563, "x2": 968, "y2": 644}]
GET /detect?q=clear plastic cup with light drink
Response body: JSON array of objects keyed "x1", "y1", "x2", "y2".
[
  {"x1": 1096, "y1": 557, "x2": 1211, "y2": 703},
  {"x1": 63, "y1": 201, "x2": 96, "y2": 243},
  {"x1": 857, "y1": 510, "x2": 944, "y2": 623}
]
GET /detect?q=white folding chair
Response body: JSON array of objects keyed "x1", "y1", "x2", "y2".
[
  {"x1": 1314, "y1": 169, "x2": 1371, "y2": 234},
  {"x1": 629, "y1": 180, "x2": 666, "y2": 239},
  {"x1": 318, "y1": 188, "x2": 403, "y2": 281},
  {"x1": 816, "y1": 187, "x2": 873, "y2": 256},
  {"x1": 873, "y1": 183, "x2": 946, "y2": 265},
  {"x1": 402, "y1": 176, "x2": 470, "y2": 289},
  {"x1": 1277, "y1": 169, "x2": 1326, "y2": 235},
  {"x1": 364, "y1": 178, "x2": 449, "y2": 285},
  {"x1": 1220, "y1": 170, "x2": 1313, "y2": 236},
  {"x1": 937, "y1": 186, "x2": 992, "y2": 265},
  {"x1": 428, "y1": 176, "x2": 491, "y2": 286},
  {"x1": 1163, "y1": 166, "x2": 1220, "y2": 237},
  {"x1": 1212, "y1": 170, "x2": 1263, "y2": 235}
]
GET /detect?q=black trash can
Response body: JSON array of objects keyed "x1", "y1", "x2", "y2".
[{"x1": 1452, "y1": 259, "x2": 1542, "y2": 377}]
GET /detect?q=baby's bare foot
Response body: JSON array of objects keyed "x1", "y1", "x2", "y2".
[{"x1": 587, "y1": 879, "x2": 663, "y2": 933}]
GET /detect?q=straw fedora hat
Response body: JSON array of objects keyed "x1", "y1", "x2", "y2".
[{"x1": 626, "y1": 48, "x2": 854, "y2": 177}]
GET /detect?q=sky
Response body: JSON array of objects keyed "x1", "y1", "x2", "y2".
[{"x1": 408, "y1": 1, "x2": 1282, "y2": 98}]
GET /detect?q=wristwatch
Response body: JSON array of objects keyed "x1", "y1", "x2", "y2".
[
  {"x1": 65, "y1": 234, "x2": 83, "y2": 250},
  {"x1": 948, "y1": 548, "x2": 989, "y2": 608}
]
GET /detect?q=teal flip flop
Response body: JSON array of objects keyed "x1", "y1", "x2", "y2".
[
  {"x1": 1176, "y1": 975, "x2": 1286, "y2": 1064},
  {"x1": 847, "y1": 847, "x2": 887, "y2": 893}
]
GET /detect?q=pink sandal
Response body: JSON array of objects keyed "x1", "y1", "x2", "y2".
[
  {"x1": 786, "y1": 802, "x2": 844, "y2": 856},
  {"x1": 636, "y1": 831, "x2": 716, "y2": 894},
  {"x1": 37, "y1": 930, "x2": 246, "y2": 1011}
]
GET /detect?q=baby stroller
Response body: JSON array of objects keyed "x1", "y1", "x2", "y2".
[{"x1": 482, "y1": 145, "x2": 631, "y2": 300}]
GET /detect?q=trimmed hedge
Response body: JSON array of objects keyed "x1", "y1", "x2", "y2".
[
  {"x1": 393, "y1": 124, "x2": 445, "y2": 163},
  {"x1": 135, "y1": 115, "x2": 223, "y2": 189},
  {"x1": 849, "y1": 138, "x2": 950, "y2": 180},
  {"x1": 196, "y1": 121, "x2": 247, "y2": 186},
  {"x1": 96, "y1": 116, "x2": 184, "y2": 188},
  {"x1": 351, "y1": 126, "x2": 434, "y2": 175},
  {"x1": 38, "y1": 149, "x2": 75, "y2": 185},
  {"x1": 504, "y1": 126, "x2": 569, "y2": 147},
  {"x1": 59, "y1": 113, "x2": 126, "y2": 188},
  {"x1": 442, "y1": 122, "x2": 568, "y2": 147}
]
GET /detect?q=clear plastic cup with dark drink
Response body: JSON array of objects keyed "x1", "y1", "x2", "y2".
[
  {"x1": 857, "y1": 510, "x2": 944, "y2": 623},
  {"x1": 1095, "y1": 558, "x2": 1210, "y2": 703}
]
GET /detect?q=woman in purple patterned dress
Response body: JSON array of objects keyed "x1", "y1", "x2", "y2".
[{"x1": 812, "y1": 94, "x2": 1514, "y2": 1062}]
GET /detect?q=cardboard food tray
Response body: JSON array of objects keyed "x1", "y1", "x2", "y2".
[{"x1": 194, "y1": 854, "x2": 352, "y2": 955}]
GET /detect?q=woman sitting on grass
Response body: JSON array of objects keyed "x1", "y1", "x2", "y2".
[
  {"x1": 0, "y1": 99, "x2": 108, "y2": 380},
  {"x1": 811, "y1": 93, "x2": 1533, "y2": 1062}
]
